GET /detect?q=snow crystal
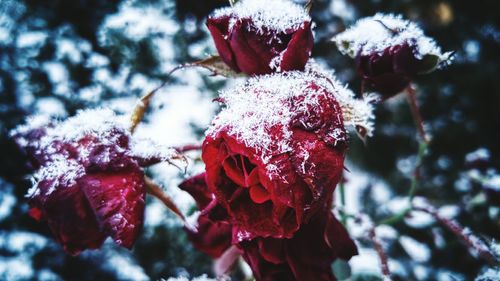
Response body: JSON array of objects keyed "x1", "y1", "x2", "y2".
[
  {"x1": 213, "y1": 0, "x2": 311, "y2": 34},
  {"x1": 28, "y1": 157, "x2": 85, "y2": 197},
  {"x1": 42, "y1": 108, "x2": 128, "y2": 144},
  {"x1": 129, "y1": 136, "x2": 179, "y2": 164},
  {"x1": 208, "y1": 64, "x2": 374, "y2": 164},
  {"x1": 333, "y1": 13, "x2": 452, "y2": 63}
]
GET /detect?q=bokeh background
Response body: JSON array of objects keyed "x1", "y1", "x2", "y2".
[{"x1": 0, "y1": 0, "x2": 499, "y2": 280}]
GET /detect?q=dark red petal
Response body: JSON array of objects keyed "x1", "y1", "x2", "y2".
[
  {"x1": 289, "y1": 130, "x2": 344, "y2": 210},
  {"x1": 229, "y1": 20, "x2": 271, "y2": 75},
  {"x1": 207, "y1": 16, "x2": 240, "y2": 72},
  {"x1": 79, "y1": 168, "x2": 146, "y2": 249},
  {"x1": 240, "y1": 240, "x2": 296, "y2": 281},
  {"x1": 185, "y1": 202, "x2": 232, "y2": 258},
  {"x1": 392, "y1": 43, "x2": 420, "y2": 75},
  {"x1": 325, "y1": 212, "x2": 358, "y2": 260},
  {"x1": 30, "y1": 182, "x2": 106, "y2": 256},
  {"x1": 178, "y1": 173, "x2": 212, "y2": 210},
  {"x1": 28, "y1": 207, "x2": 43, "y2": 221},
  {"x1": 249, "y1": 184, "x2": 271, "y2": 204},
  {"x1": 258, "y1": 238, "x2": 286, "y2": 264},
  {"x1": 367, "y1": 72, "x2": 411, "y2": 98},
  {"x1": 280, "y1": 21, "x2": 313, "y2": 72}
]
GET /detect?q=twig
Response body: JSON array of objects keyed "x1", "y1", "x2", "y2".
[
  {"x1": 405, "y1": 86, "x2": 430, "y2": 144},
  {"x1": 176, "y1": 144, "x2": 202, "y2": 153},
  {"x1": 144, "y1": 176, "x2": 186, "y2": 222},
  {"x1": 368, "y1": 227, "x2": 392, "y2": 280},
  {"x1": 413, "y1": 205, "x2": 499, "y2": 266}
]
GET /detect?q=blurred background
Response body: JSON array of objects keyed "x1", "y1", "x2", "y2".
[{"x1": 0, "y1": 0, "x2": 498, "y2": 280}]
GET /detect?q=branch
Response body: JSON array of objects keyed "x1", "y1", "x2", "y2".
[
  {"x1": 405, "y1": 86, "x2": 430, "y2": 144},
  {"x1": 413, "y1": 205, "x2": 499, "y2": 266},
  {"x1": 368, "y1": 227, "x2": 392, "y2": 280}
]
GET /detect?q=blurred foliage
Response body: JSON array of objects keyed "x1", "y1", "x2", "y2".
[{"x1": 0, "y1": 0, "x2": 499, "y2": 280}]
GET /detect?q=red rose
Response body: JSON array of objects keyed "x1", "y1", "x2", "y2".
[
  {"x1": 334, "y1": 13, "x2": 452, "y2": 99},
  {"x1": 12, "y1": 109, "x2": 169, "y2": 255},
  {"x1": 356, "y1": 43, "x2": 422, "y2": 98},
  {"x1": 240, "y1": 210, "x2": 358, "y2": 281},
  {"x1": 207, "y1": 0, "x2": 313, "y2": 75},
  {"x1": 203, "y1": 72, "x2": 348, "y2": 239},
  {"x1": 179, "y1": 173, "x2": 358, "y2": 281},
  {"x1": 179, "y1": 173, "x2": 232, "y2": 258}
]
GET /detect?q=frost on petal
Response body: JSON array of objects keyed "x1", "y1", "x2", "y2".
[
  {"x1": 213, "y1": 0, "x2": 311, "y2": 34},
  {"x1": 207, "y1": 0, "x2": 313, "y2": 75},
  {"x1": 12, "y1": 108, "x2": 149, "y2": 254}
]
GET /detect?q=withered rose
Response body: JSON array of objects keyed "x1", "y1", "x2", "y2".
[
  {"x1": 180, "y1": 173, "x2": 358, "y2": 281},
  {"x1": 207, "y1": 0, "x2": 313, "y2": 75},
  {"x1": 201, "y1": 71, "x2": 363, "y2": 239},
  {"x1": 334, "y1": 13, "x2": 452, "y2": 98},
  {"x1": 11, "y1": 109, "x2": 174, "y2": 255}
]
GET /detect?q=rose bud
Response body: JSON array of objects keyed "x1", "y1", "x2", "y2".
[
  {"x1": 239, "y1": 209, "x2": 358, "y2": 281},
  {"x1": 11, "y1": 109, "x2": 178, "y2": 255},
  {"x1": 203, "y1": 69, "x2": 374, "y2": 239},
  {"x1": 206, "y1": 0, "x2": 314, "y2": 75},
  {"x1": 179, "y1": 173, "x2": 233, "y2": 258},
  {"x1": 333, "y1": 13, "x2": 453, "y2": 99}
]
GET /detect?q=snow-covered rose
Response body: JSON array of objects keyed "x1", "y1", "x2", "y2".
[
  {"x1": 11, "y1": 109, "x2": 177, "y2": 255},
  {"x1": 202, "y1": 70, "x2": 371, "y2": 239},
  {"x1": 334, "y1": 13, "x2": 452, "y2": 98},
  {"x1": 207, "y1": 0, "x2": 313, "y2": 75}
]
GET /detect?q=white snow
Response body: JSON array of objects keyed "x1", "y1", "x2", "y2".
[
  {"x1": 333, "y1": 13, "x2": 452, "y2": 63},
  {"x1": 400, "y1": 235, "x2": 431, "y2": 262},
  {"x1": 208, "y1": 65, "x2": 374, "y2": 164},
  {"x1": 213, "y1": 0, "x2": 311, "y2": 34},
  {"x1": 465, "y1": 147, "x2": 490, "y2": 163},
  {"x1": 476, "y1": 268, "x2": 500, "y2": 281}
]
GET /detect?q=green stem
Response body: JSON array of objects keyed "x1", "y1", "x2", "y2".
[
  {"x1": 339, "y1": 180, "x2": 347, "y2": 226},
  {"x1": 378, "y1": 141, "x2": 428, "y2": 226}
]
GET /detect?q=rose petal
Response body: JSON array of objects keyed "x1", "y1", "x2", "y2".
[
  {"x1": 207, "y1": 15, "x2": 240, "y2": 72},
  {"x1": 280, "y1": 21, "x2": 314, "y2": 72},
  {"x1": 79, "y1": 168, "x2": 146, "y2": 249}
]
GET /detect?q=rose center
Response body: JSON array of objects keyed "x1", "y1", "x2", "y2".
[{"x1": 222, "y1": 153, "x2": 271, "y2": 204}]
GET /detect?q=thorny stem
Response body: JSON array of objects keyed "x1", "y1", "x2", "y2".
[
  {"x1": 413, "y1": 205, "x2": 499, "y2": 266},
  {"x1": 144, "y1": 176, "x2": 186, "y2": 222},
  {"x1": 406, "y1": 86, "x2": 430, "y2": 144},
  {"x1": 337, "y1": 208, "x2": 392, "y2": 281},
  {"x1": 368, "y1": 228, "x2": 392, "y2": 280}
]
